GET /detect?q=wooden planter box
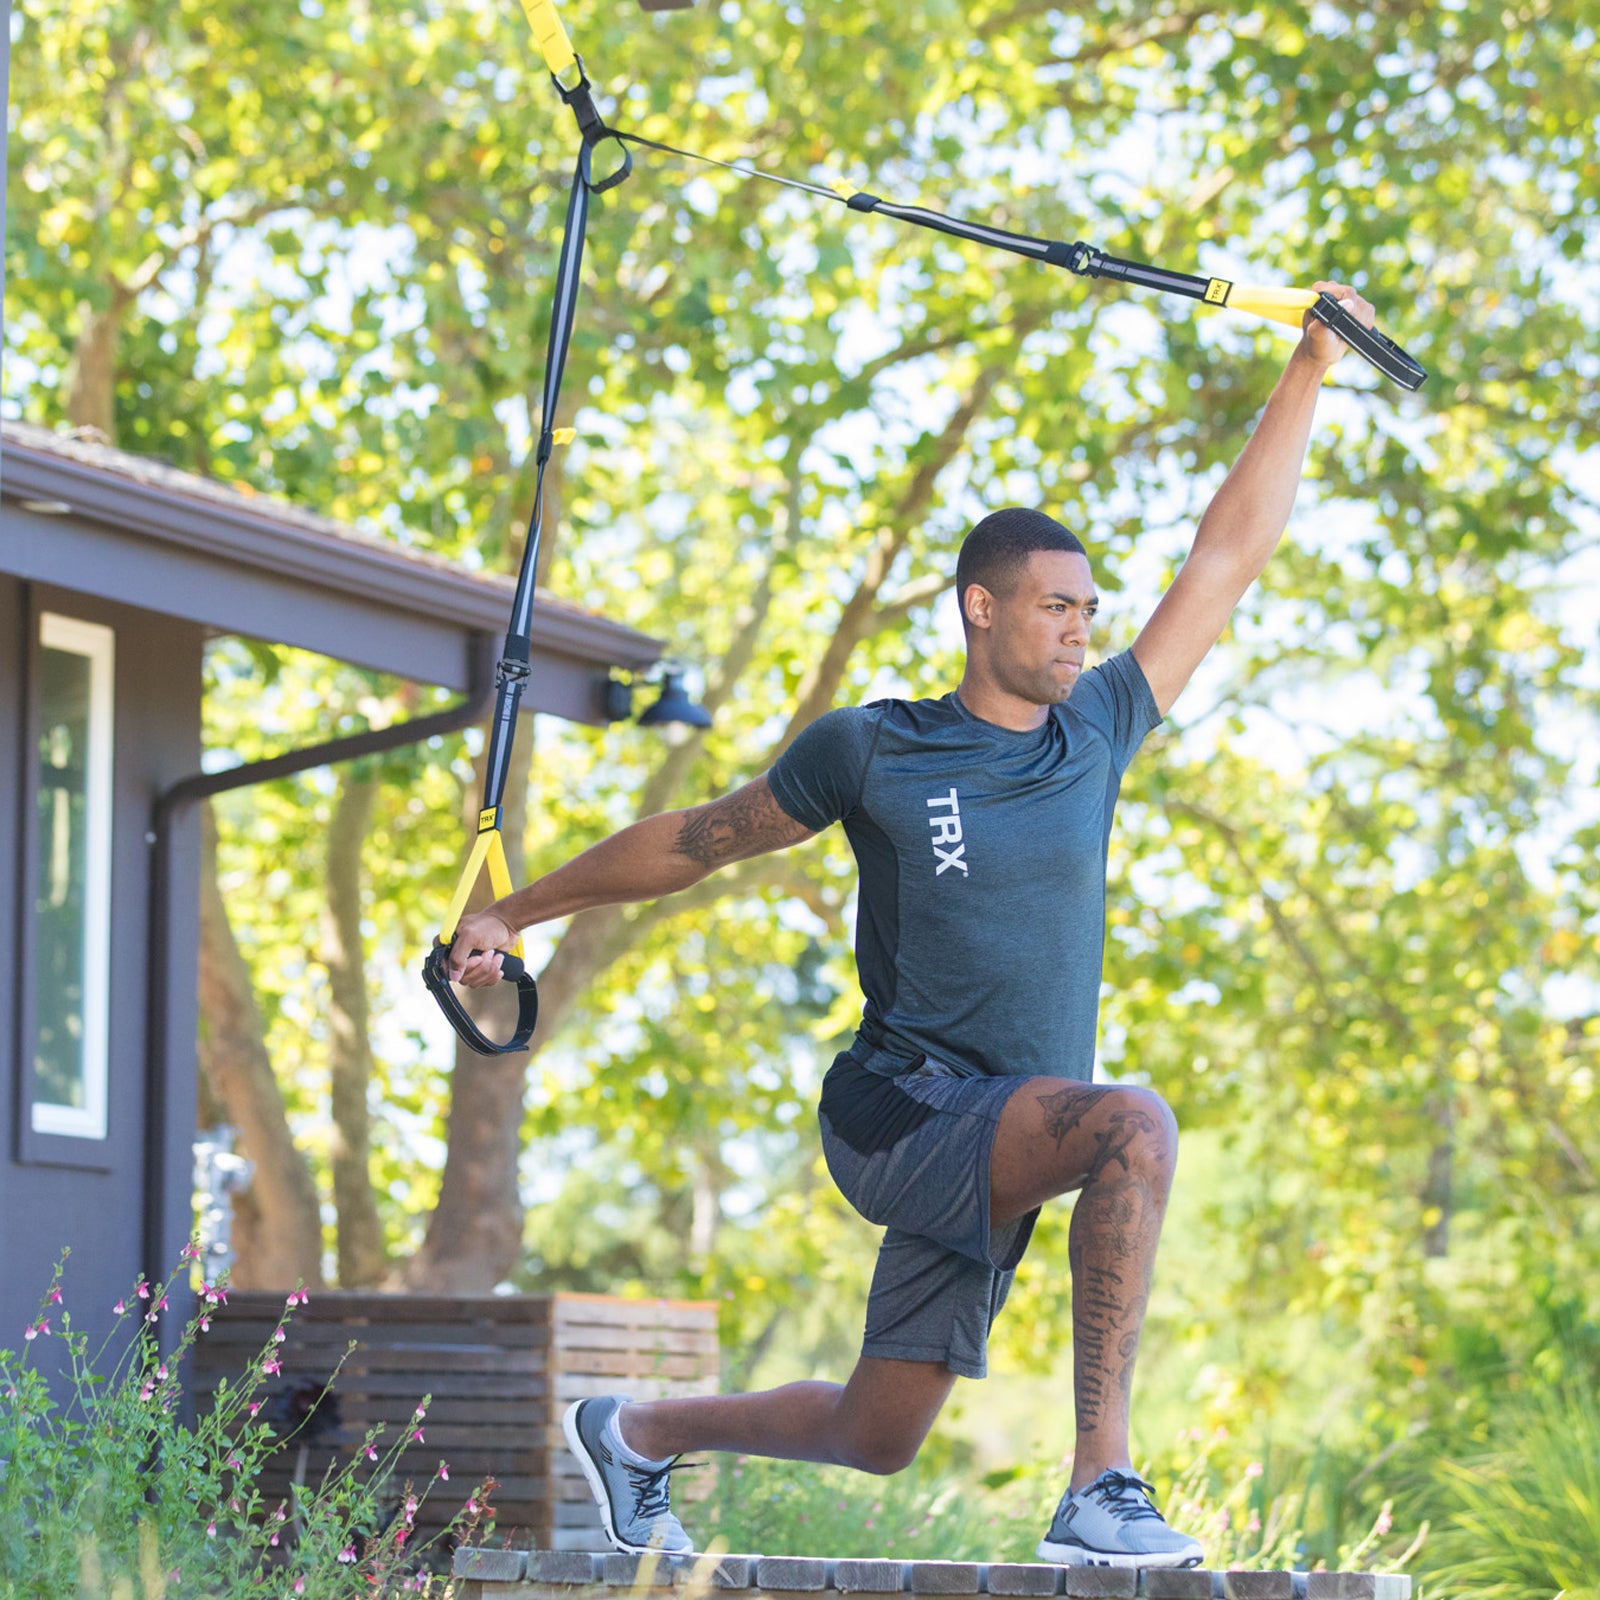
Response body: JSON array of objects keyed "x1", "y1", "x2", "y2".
[{"x1": 192, "y1": 1290, "x2": 719, "y2": 1550}]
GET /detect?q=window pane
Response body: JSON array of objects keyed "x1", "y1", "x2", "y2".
[{"x1": 31, "y1": 614, "x2": 113, "y2": 1139}]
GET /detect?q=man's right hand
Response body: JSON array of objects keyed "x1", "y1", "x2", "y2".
[{"x1": 446, "y1": 910, "x2": 521, "y2": 987}]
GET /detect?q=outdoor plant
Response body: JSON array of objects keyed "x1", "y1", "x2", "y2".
[
  {"x1": 1410, "y1": 1379, "x2": 1600, "y2": 1600},
  {"x1": 702, "y1": 1431, "x2": 1422, "y2": 1572},
  {"x1": 0, "y1": 1248, "x2": 491, "y2": 1598}
]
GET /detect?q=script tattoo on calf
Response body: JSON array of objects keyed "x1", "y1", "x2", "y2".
[
  {"x1": 674, "y1": 780, "x2": 807, "y2": 868},
  {"x1": 1039, "y1": 1086, "x2": 1174, "y2": 1435}
]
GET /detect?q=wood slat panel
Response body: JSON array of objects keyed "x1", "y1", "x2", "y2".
[
  {"x1": 201, "y1": 1321, "x2": 553, "y2": 1351},
  {"x1": 194, "y1": 1289, "x2": 715, "y2": 1555},
  {"x1": 553, "y1": 1350, "x2": 712, "y2": 1381},
  {"x1": 217, "y1": 1293, "x2": 556, "y2": 1326},
  {"x1": 551, "y1": 1323, "x2": 715, "y2": 1350},
  {"x1": 552, "y1": 1375, "x2": 718, "y2": 1403}
]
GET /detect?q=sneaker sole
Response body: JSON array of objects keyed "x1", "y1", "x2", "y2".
[
  {"x1": 561, "y1": 1399, "x2": 693, "y2": 1558},
  {"x1": 1035, "y1": 1539, "x2": 1203, "y2": 1569}
]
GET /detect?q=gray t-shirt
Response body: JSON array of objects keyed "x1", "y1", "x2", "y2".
[{"x1": 769, "y1": 650, "x2": 1161, "y2": 1081}]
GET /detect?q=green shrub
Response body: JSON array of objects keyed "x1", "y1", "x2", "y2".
[
  {"x1": 0, "y1": 1250, "x2": 489, "y2": 1599},
  {"x1": 1412, "y1": 1381, "x2": 1600, "y2": 1600}
]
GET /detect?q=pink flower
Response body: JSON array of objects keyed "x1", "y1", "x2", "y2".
[
  {"x1": 113, "y1": 1300, "x2": 127, "y2": 1315},
  {"x1": 47, "y1": 1286, "x2": 63, "y2": 1305},
  {"x1": 272, "y1": 1328, "x2": 286, "y2": 1344},
  {"x1": 248, "y1": 1400, "x2": 265, "y2": 1418},
  {"x1": 23, "y1": 1321, "x2": 44, "y2": 1342},
  {"x1": 206, "y1": 1522, "x2": 217, "y2": 1538},
  {"x1": 286, "y1": 1288, "x2": 308, "y2": 1307},
  {"x1": 404, "y1": 1495, "x2": 418, "y2": 1520},
  {"x1": 1375, "y1": 1506, "x2": 1394, "y2": 1536},
  {"x1": 395, "y1": 1529, "x2": 409, "y2": 1547},
  {"x1": 339, "y1": 1546, "x2": 358, "y2": 1565},
  {"x1": 437, "y1": 1461, "x2": 450, "y2": 1482},
  {"x1": 140, "y1": 1382, "x2": 155, "y2": 1402},
  {"x1": 181, "y1": 1241, "x2": 201, "y2": 1262},
  {"x1": 156, "y1": 1364, "x2": 168, "y2": 1381},
  {"x1": 365, "y1": 1444, "x2": 379, "y2": 1462},
  {"x1": 293, "y1": 1579, "x2": 305, "y2": 1594},
  {"x1": 1247, "y1": 1512, "x2": 1262, "y2": 1534},
  {"x1": 411, "y1": 1404, "x2": 428, "y2": 1422},
  {"x1": 465, "y1": 1499, "x2": 480, "y2": 1516},
  {"x1": 199, "y1": 1314, "x2": 211, "y2": 1332},
  {"x1": 136, "y1": 1281, "x2": 151, "y2": 1300},
  {"x1": 1244, "y1": 1461, "x2": 1264, "y2": 1480},
  {"x1": 227, "y1": 1455, "x2": 243, "y2": 1471},
  {"x1": 262, "y1": 1357, "x2": 281, "y2": 1377},
  {"x1": 269, "y1": 1533, "x2": 279, "y2": 1548},
  {"x1": 410, "y1": 1427, "x2": 425, "y2": 1444}
]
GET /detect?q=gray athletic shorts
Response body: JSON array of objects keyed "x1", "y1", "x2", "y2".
[{"x1": 817, "y1": 1045, "x2": 1040, "y2": 1379}]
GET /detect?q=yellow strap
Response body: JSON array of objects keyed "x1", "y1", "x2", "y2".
[
  {"x1": 829, "y1": 179, "x2": 859, "y2": 201},
  {"x1": 1221, "y1": 285, "x2": 1319, "y2": 330},
  {"x1": 440, "y1": 825, "x2": 526, "y2": 959},
  {"x1": 552, "y1": 426, "x2": 576, "y2": 445},
  {"x1": 517, "y1": 0, "x2": 577, "y2": 77}
]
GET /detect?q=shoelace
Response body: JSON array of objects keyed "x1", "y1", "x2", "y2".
[
  {"x1": 627, "y1": 1456, "x2": 704, "y2": 1525},
  {"x1": 1083, "y1": 1469, "x2": 1164, "y2": 1524}
]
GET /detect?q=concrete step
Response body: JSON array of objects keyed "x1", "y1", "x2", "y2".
[{"x1": 452, "y1": 1550, "x2": 1411, "y2": 1600}]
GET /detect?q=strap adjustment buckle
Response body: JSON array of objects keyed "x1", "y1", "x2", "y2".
[
  {"x1": 1066, "y1": 241, "x2": 1105, "y2": 277},
  {"x1": 554, "y1": 58, "x2": 606, "y2": 143},
  {"x1": 551, "y1": 58, "x2": 633, "y2": 192}
]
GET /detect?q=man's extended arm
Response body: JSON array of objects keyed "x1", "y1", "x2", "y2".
[
  {"x1": 1131, "y1": 281, "x2": 1375, "y2": 717},
  {"x1": 446, "y1": 775, "x2": 815, "y2": 985}
]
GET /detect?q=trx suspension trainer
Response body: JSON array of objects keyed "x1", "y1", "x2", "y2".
[{"x1": 424, "y1": 0, "x2": 1429, "y2": 1055}]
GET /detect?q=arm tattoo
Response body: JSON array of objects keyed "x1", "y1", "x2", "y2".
[{"x1": 673, "y1": 778, "x2": 811, "y2": 869}]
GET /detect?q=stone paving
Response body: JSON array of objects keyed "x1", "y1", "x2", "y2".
[{"x1": 451, "y1": 1549, "x2": 1411, "y2": 1600}]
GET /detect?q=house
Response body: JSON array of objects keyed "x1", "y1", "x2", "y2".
[{"x1": 0, "y1": 421, "x2": 662, "y2": 1356}]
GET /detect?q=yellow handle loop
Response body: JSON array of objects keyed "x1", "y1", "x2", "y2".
[
  {"x1": 1202, "y1": 280, "x2": 1320, "y2": 330},
  {"x1": 440, "y1": 809, "x2": 526, "y2": 958},
  {"x1": 517, "y1": 0, "x2": 577, "y2": 77}
]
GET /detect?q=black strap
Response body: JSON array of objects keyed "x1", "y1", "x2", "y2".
[
  {"x1": 427, "y1": 61, "x2": 632, "y2": 1059},
  {"x1": 609, "y1": 130, "x2": 1427, "y2": 392},
  {"x1": 422, "y1": 942, "x2": 540, "y2": 1056}
]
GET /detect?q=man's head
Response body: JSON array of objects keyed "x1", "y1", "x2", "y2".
[{"x1": 955, "y1": 507, "x2": 1098, "y2": 708}]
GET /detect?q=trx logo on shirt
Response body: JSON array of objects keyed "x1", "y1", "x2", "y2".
[{"x1": 925, "y1": 788, "x2": 969, "y2": 876}]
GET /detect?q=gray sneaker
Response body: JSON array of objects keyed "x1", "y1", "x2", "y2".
[
  {"x1": 1036, "y1": 1469, "x2": 1203, "y2": 1568},
  {"x1": 563, "y1": 1395, "x2": 696, "y2": 1554}
]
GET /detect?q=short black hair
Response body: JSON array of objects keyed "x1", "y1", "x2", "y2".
[{"x1": 955, "y1": 507, "x2": 1087, "y2": 628}]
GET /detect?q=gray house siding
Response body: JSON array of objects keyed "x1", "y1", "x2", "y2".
[
  {"x1": 4, "y1": 582, "x2": 203, "y2": 1362},
  {"x1": 0, "y1": 426, "x2": 665, "y2": 1373}
]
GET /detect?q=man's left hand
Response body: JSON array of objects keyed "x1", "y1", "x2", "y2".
[{"x1": 1302, "y1": 280, "x2": 1375, "y2": 370}]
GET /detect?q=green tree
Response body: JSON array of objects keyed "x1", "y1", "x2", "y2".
[{"x1": 8, "y1": 0, "x2": 1597, "y2": 1437}]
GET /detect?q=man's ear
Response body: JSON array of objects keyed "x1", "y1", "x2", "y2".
[{"x1": 962, "y1": 582, "x2": 996, "y2": 632}]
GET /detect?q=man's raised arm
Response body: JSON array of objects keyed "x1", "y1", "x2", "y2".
[
  {"x1": 1131, "y1": 281, "x2": 1375, "y2": 718},
  {"x1": 447, "y1": 775, "x2": 815, "y2": 986}
]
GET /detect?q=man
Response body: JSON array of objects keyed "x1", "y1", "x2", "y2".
[{"x1": 448, "y1": 285, "x2": 1373, "y2": 1568}]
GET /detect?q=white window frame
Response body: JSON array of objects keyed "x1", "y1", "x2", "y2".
[{"x1": 31, "y1": 612, "x2": 115, "y2": 1141}]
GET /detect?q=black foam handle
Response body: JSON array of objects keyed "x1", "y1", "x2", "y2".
[
  {"x1": 421, "y1": 940, "x2": 540, "y2": 1056},
  {"x1": 1309, "y1": 291, "x2": 1428, "y2": 391}
]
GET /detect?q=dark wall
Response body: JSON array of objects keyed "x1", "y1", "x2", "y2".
[{"x1": 1, "y1": 580, "x2": 203, "y2": 1370}]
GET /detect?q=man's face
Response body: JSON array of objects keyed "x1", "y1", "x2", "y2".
[{"x1": 973, "y1": 550, "x2": 1099, "y2": 705}]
